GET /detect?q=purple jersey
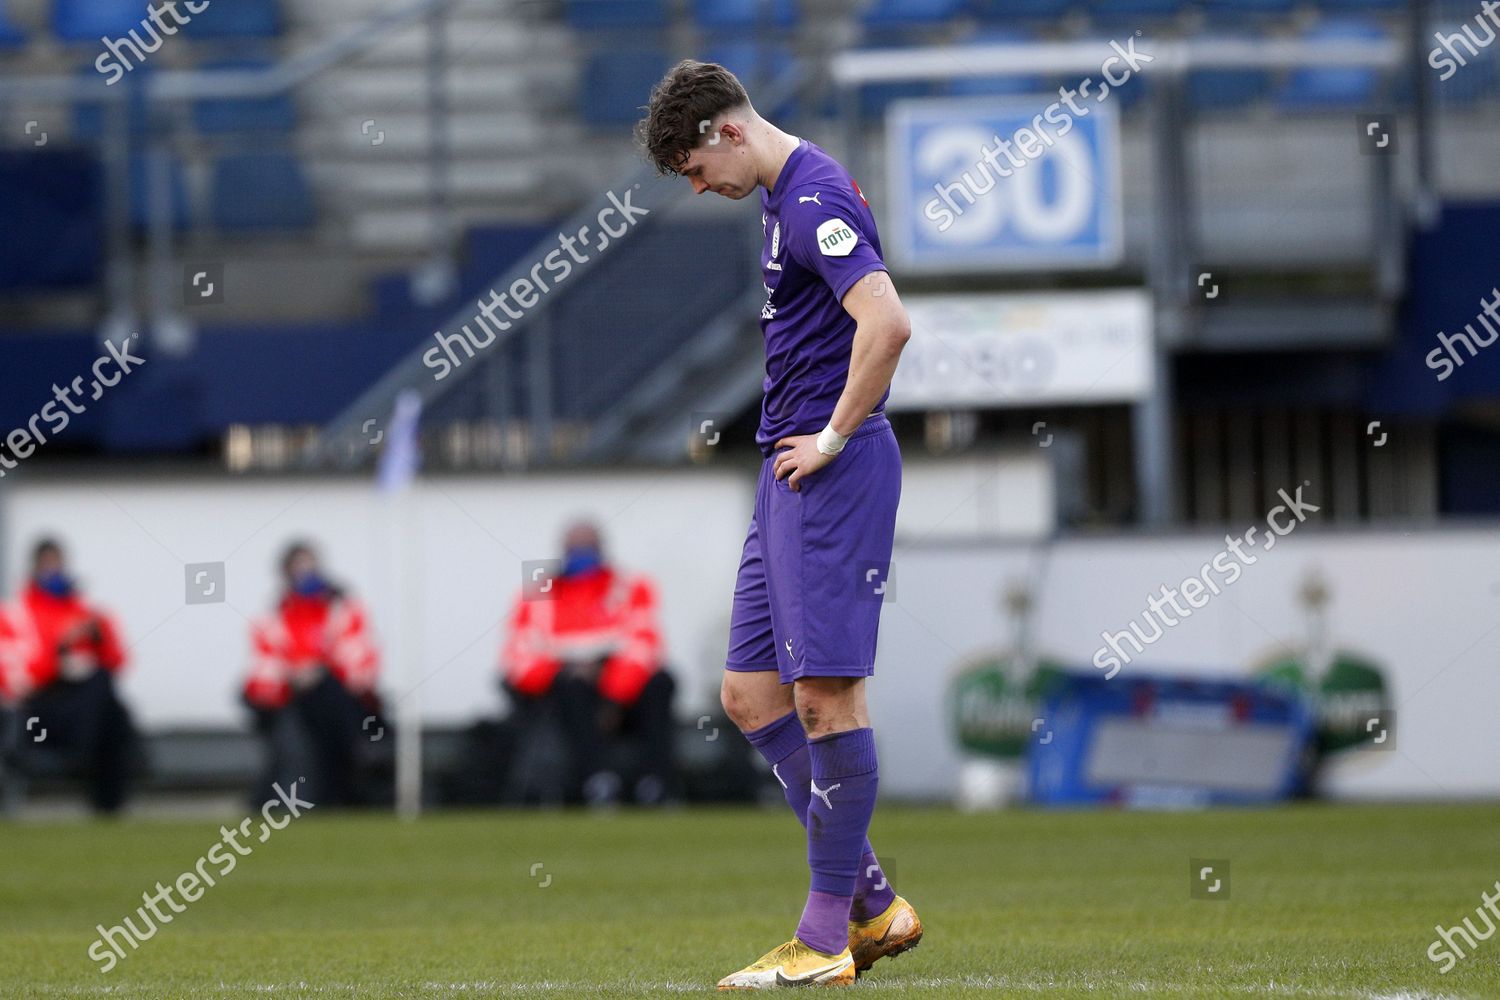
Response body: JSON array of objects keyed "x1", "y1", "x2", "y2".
[{"x1": 757, "y1": 139, "x2": 888, "y2": 454}]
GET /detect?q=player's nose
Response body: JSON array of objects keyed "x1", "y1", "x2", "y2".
[{"x1": 690, "y1": 176, "x2": 709, "y2": 195}]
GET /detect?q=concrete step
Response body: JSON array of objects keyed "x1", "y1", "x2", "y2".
[
  {"x1": 304, "y1": 19, "x2": 573, "y2": 65},
  {"x1": 299, "y1": 112, "x2": 572, "y2": 155},
  {"x1": 307, "y1": 64, "x2": 576, "y2": 114}
]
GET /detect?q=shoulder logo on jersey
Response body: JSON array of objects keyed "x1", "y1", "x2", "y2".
[
  {"x1": 816, "y1": 218, "x2": 858, "y2": 257},
  {"x1": 798, "y1": 192, "x2": 822, "y2": 205},
  {"x1": 852, "y1": 180, "x2": 868, "y2": 206}
]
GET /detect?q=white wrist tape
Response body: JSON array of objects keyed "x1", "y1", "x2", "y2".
[{"x1": 816, "y1": 423, "x2": 850, "y2": 456}]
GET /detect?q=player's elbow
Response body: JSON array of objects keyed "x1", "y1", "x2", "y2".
[{"x1": 885, "y1": 312, "x2": 911, "y2": 350}]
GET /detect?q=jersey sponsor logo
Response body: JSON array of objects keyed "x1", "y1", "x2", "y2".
[
  {"x1": 761, "y1": 282, "x2": 777, "y2": 320},
  {"x1": 816, "y1": 217, "x2": 858, "y2": 257},
  {"x1": 770, "y1": 221, "x2": 781, "y2": 260}
]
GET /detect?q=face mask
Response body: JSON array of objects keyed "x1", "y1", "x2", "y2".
[
  {"x1": 562, "y1": 546, "x2": 603, "y2": 578},
  {"x1": 291, "y1": 571, "x2": 327, "y2": 597},
  {"x1": 36, "y1": 571, "x2": 74, "y2": 598}
]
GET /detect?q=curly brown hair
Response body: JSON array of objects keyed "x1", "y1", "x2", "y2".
[{"x1": 635, "y1": 60, "x2": 750, "y2": 176}]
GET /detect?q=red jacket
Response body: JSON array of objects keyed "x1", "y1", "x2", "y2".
[
  {"x1": 244, "y1": 592, "x2": 379, "y2": 709},
  {"x1": 502, "y1": 566, "x2": 663, "y2": 705},
  {"x1": 0, "y1": 583, "x2": 127, "y2": 702}
]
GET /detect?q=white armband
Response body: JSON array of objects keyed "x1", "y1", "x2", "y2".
[{"x1": 816, "y1": 423, "x2": 850, "y2": 456}]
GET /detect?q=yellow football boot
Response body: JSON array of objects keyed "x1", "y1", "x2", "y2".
[
  {"x1": 848, "y1": 896, "x2": 923, "y2": 973},
  {"x1": 716, "y1": 938, "x2": 856, "y2": 989}
]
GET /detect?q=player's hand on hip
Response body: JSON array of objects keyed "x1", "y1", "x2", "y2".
[{"x1": 773, "y1": 435, "x2": 836, "y2": 492}]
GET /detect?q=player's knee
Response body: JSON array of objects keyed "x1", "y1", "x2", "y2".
[
  {"x1": 793, "y1": 677, "x2": 863, "y2": 738},
  {"x1": 720, "y1": 676, "x2": 753, "y2": 729},
  {"x1": 721, "y1": 673, "x2": 790, "y2": 731}
]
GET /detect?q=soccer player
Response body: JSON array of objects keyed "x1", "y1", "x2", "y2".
[{"x1": 638, "y1": 61, "x2": 922, "y2": 989}]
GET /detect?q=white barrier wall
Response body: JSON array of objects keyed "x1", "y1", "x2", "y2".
[
  {"x1": 0, "y1": 448, "x2": 1053, "y2": 729},
  {"x1": 15, "y1": 456, "x2": 1482, "y2": 802},
  {"x1": 870, "y1": 529, "x2": 1500, "y2": 801},
  {"x1": 2, "y1": 469, "x2": 752, "y2": 727}
]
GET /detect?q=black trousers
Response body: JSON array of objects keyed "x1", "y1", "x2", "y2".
[
  {"x1": 508, "y1": 670, "x2": 676, "y2": 801},
  {"x1": 21, "y1": 671, "x2": 137, "y2": 814},
  {"x1": 251, "y1": 672, "x2": 385, "y2": 809}
]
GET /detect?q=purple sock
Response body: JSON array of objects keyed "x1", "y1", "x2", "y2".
[
  {"x1": 796, "y1": 727, "x2": 879, "y2": 955},
  {"x1": 742, "y1": 712, "x2": 894, "y2": 920}
]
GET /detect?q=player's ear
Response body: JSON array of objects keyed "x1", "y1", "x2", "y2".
[{"x1": 719, "y1": 121, "x2": 745, "y2": 146}]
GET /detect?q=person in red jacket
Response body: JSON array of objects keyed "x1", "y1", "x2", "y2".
[
  {"x1": 502, "y1": 521, "x2": 676, "y2": 805},
  {"x1": 0, "y1": 539, "x2": 137, "y2": 814},
  {"x1": 243, "y1": 541, "x2": 384, "y2": 807}
]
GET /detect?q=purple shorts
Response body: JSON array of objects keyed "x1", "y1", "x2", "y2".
[{"x1": 724, "y1": 414, "x2": 902, "y2": 685}]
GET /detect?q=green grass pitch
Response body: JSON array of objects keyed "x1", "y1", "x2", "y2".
[{"x1": 3, "y1": 802, "x2": 1497, "y2": 998}]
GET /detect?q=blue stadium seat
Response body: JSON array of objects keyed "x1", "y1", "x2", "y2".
[
  {"x1": 180, "y1": 0, "x2": 281, "y2": 38},
  {"x1": 565, "y1": 0, "x2": 667, "y2": 30},
  {"x1": 0, "y1": 1, "x2": 27, "y2": 46},
  {"x1": 129, "y1": 153, "x2": 190, "y2": 231},
  {"x1": 193, "y1": 58, "x2": 297, "y2": 134},
  {"x1": 210, "y1": 152, "x2": 315, "y2": 231},
  {"x1": 1318, "y1": 0, "x2": 1405, "y2": 9},
  {"x1": 946, "y1": 28, "x2": 1047, "y2": 97},
  {"x1": 1188, "y1": 66, "x2": 1271, "y2": 110},
  {"x1": 857, "y1": 78, "x2": 938, "y2": 119},
  {"x1": 1188, "y1": 36, "x2": 1272, "y2": 112},
  {"x1": 705, "y1": 41, "x2": 798, "y2": 116},
  {"x1": 1203, "y1": 0, "x2": 1296, "y2": 17},
  {"x1": 705, "y1": 40, "x2": 794, "y2": 89},
  {"x1": 580, "y1": 48, "x2": 670, "y2": 125},
  {"x1": 970, "y1": 0, "x2": 1071, "y2": 22},
  {"x1": 53, "y1": 0, "x2": 144, "y2": 41},
  {"x1": 694, "y1": 0, "x2": 797, "y2": 29},
  {"x1": 1276, "y1": 19, "x2": 1388, "y2": 110},
  {"x1": 1087, "y1": 0, "x2": 1180, "y2": 13},
  {"x1": 861, "y1": 0, "x2": 965, "y2": 30}
]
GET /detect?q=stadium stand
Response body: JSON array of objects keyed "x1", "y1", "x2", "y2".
[
  {"x1": 0, "y1": 0, "x2": 1495, "y2": 490},
  {"x1": 209, "y1": 152, "x2": 316, "y2": 232},
  {"x1": 564, "y1": 0, "x2": 668, "y2": 30},
  {"x1": 1277, "y1": 18, "x2": 1389, "y2": 110},
  {"x1": 192, "y1": 57, "x2": 299, "y2": 135},
  {"x1": 180, "y1": 0, "x2": 284, "y2": 39},
  {"x1": 0, "y1": 0, "x2": 25, "y2": 47},
  {"x1": 693, "y1": 0, "x2": 798, "y2": 30},
  {"x1": 51, "y1": 0, "x2": 146, "y2": 41},
  {"x1": 580, "y1": 46, "x2": 673, "y2": 125}
]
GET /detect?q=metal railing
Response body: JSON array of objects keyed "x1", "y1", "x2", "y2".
[{"x1": 312, "y1": 62, "x2": 814, "y2": 470}]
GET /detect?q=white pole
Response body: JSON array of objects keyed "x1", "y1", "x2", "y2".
[
  {"x1": 376, "y1": 390, "x2": 425, "y2": 819},
  {"x1": 395, "y1": 483, "x2": 423, "y2": 819}
]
